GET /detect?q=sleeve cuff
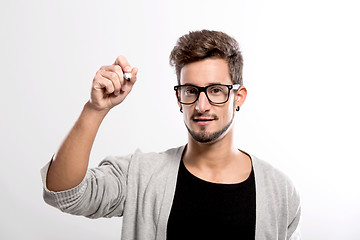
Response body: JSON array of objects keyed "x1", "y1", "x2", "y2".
[{"x1": 40, "y1": 157, "x2": 88, "y2": 211}]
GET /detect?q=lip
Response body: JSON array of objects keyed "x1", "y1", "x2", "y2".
[{"x1": 193, "y1": 118, "x2": 214, "y2": 125}]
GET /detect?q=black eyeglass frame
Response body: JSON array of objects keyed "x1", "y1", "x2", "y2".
[{"x1": 174, "y1": 83, "x2": 241, "y2": 105}]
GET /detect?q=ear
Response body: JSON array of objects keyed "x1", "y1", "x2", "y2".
[{"x1": 235, "y1": 86, "x2": 247, "y2": 109}]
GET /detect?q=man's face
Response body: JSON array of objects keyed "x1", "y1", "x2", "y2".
[{"x1": 179, "y1": 58, "x2": 240, "y2": 144}]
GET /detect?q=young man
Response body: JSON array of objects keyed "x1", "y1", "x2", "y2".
[{"x1": 41, "y1": 30, "x2": 301, "y2": 239}]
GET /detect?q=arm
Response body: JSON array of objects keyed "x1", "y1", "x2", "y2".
[
  {"x1": 287, "y1": 180, "x2": 301, "y2": 240},
  {"x1": 46, "y1": 56, "x2": 138, "y2": 192},
  {"x1": 288, "y1": 200, "x2": 301, "y2": 239}
]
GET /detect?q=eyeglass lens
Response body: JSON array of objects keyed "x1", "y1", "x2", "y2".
[{"x1": 178, "y1": 85, "x2": 229, "y2": 104}]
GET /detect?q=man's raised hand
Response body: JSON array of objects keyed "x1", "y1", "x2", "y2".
[{"x1": 89, "y1": 56, "x2": 138, "y2": 111}]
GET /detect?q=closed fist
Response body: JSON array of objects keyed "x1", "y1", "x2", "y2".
[{"x1": 89, "y1": 56, "x2": 138, "y2": 111}]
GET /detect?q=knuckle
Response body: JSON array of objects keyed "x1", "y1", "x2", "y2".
[
  {"x1": 96, "y1": 69, "x2": 103, "y2": 76},
  {"x1": 93, "y1": 75, "x2": 100, "y2": 83},
  {"x1": 109, "y1": 72, "x2": 116, "y2": 79},
  {"x1": 114, "y1": 64, "x2": 121, "y2": 72},
  {"x1": 105, "y1": 79, "x2": 112, "y2": 86}
]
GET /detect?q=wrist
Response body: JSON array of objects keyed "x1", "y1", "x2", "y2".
[{"x1": 83, "y1": 101, "x2": 110, "y2": 119}]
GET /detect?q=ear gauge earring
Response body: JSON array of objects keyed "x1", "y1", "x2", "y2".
[
  {"x1": 236, "y1": 106, "x2": 240, "y2": 111},
  {"x1": 180, "y1": 107, "x2": 183, "y2": 113}
]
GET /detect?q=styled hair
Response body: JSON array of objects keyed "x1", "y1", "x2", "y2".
[{"x1": 169, "y1": 30, "x2": 243, "y2": 85}]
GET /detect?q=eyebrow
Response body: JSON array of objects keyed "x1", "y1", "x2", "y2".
[{"x1": 181, "y1": 82, "x2": 223, "y2": 86}]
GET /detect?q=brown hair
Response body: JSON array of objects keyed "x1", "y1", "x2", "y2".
[{"x1": 169, "y1": 30, "x2": 243, "y2": 85}]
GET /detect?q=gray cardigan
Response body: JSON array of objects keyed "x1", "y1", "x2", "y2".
[{"x1": 41, "y1": 146, "x2": 301, "y2": 239}]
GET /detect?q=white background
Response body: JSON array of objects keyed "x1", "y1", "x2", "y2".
[{"x1": 1, "y1": 0, "x2": 359, "y2": 239}]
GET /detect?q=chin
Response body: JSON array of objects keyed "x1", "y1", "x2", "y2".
[{"x1": 185, "y1": 122, "x2": 232, "y2": 144}]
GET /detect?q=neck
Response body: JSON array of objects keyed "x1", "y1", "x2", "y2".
[{"x1": 184, "y1": 127, "x2": 240, "y2": 169}]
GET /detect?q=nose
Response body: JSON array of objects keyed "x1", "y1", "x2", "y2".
[{"x1": 195, "y1": 92, "x2": 211, "y2": 113}]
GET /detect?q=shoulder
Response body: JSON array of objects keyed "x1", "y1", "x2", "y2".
[
  {"x1": 132, "y1": 145, "x2": 185, "y2": 165},
  {"x1": 251, "y1": 154, "x2": 301, "y2": 207},
  {"x1": 136, "y1": 145, "x2": 185, "y2": 160},
  {"x1": 100, "y1": 145, "x2": 185, "y2": 174},
  {"x1": 252, "y1": 155, "x2": 295, "y2": 189}
]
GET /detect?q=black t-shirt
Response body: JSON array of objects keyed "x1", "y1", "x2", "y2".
[{"x1": 167, "y1": 159, "x2": 256, "y2": 240}]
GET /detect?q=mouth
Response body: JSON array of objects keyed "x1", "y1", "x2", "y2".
[{"x1": 192, "y1": 117, "x2": 216, "y2": 126}]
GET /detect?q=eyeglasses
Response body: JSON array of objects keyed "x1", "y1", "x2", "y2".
[{"x1": 174, "y1": 84, "x2": 240, "y2": 105}]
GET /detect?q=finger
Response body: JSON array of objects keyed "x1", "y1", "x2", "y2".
[
  {"x1": 121, "y1": 67, "x2": 138, "y2": 92},
  {"x1": 99, "y1": 69, "x2": 121, "y2": 95},
  {"x1": 114, "y1": 55, "x2": 132, "y2": 73},
  {"x1": 100, "y1": 65, "x2": 126, "y2": 92},
  {"x1": 129, "y1": 67, "x2": 138, "y2": 85},
  {"x1": 93, "y1": 75, "x2": 115, "y2": 95},
  {"x1": 100, "y1": 65, "x2": 124, "y2": 79}
]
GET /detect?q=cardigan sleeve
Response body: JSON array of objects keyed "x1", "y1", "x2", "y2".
[
  {"x1": 252, "y1": 155, "x2": 302, "y2": 239},
  {"x1": 287, "y1": 183, "x2": 301, "y2": 240},
  {"x1": 41, "y1": 154, "x2": 132, "y2": 218}
]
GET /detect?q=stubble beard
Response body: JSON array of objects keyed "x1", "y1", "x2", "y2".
[{"x1": 185, "y1": 113, "x2": 235, "y2": 143}]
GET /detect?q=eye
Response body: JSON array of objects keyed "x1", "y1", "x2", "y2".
[
  {"x1": 212, "y1": 88, "x2": 221, "y2": 93},
  {"x1": 184, "y1": 87, "x2": 197, "y2": 95},
  {"x1": 208, "y1": 85, "x2": 225, "y2": 95}
]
